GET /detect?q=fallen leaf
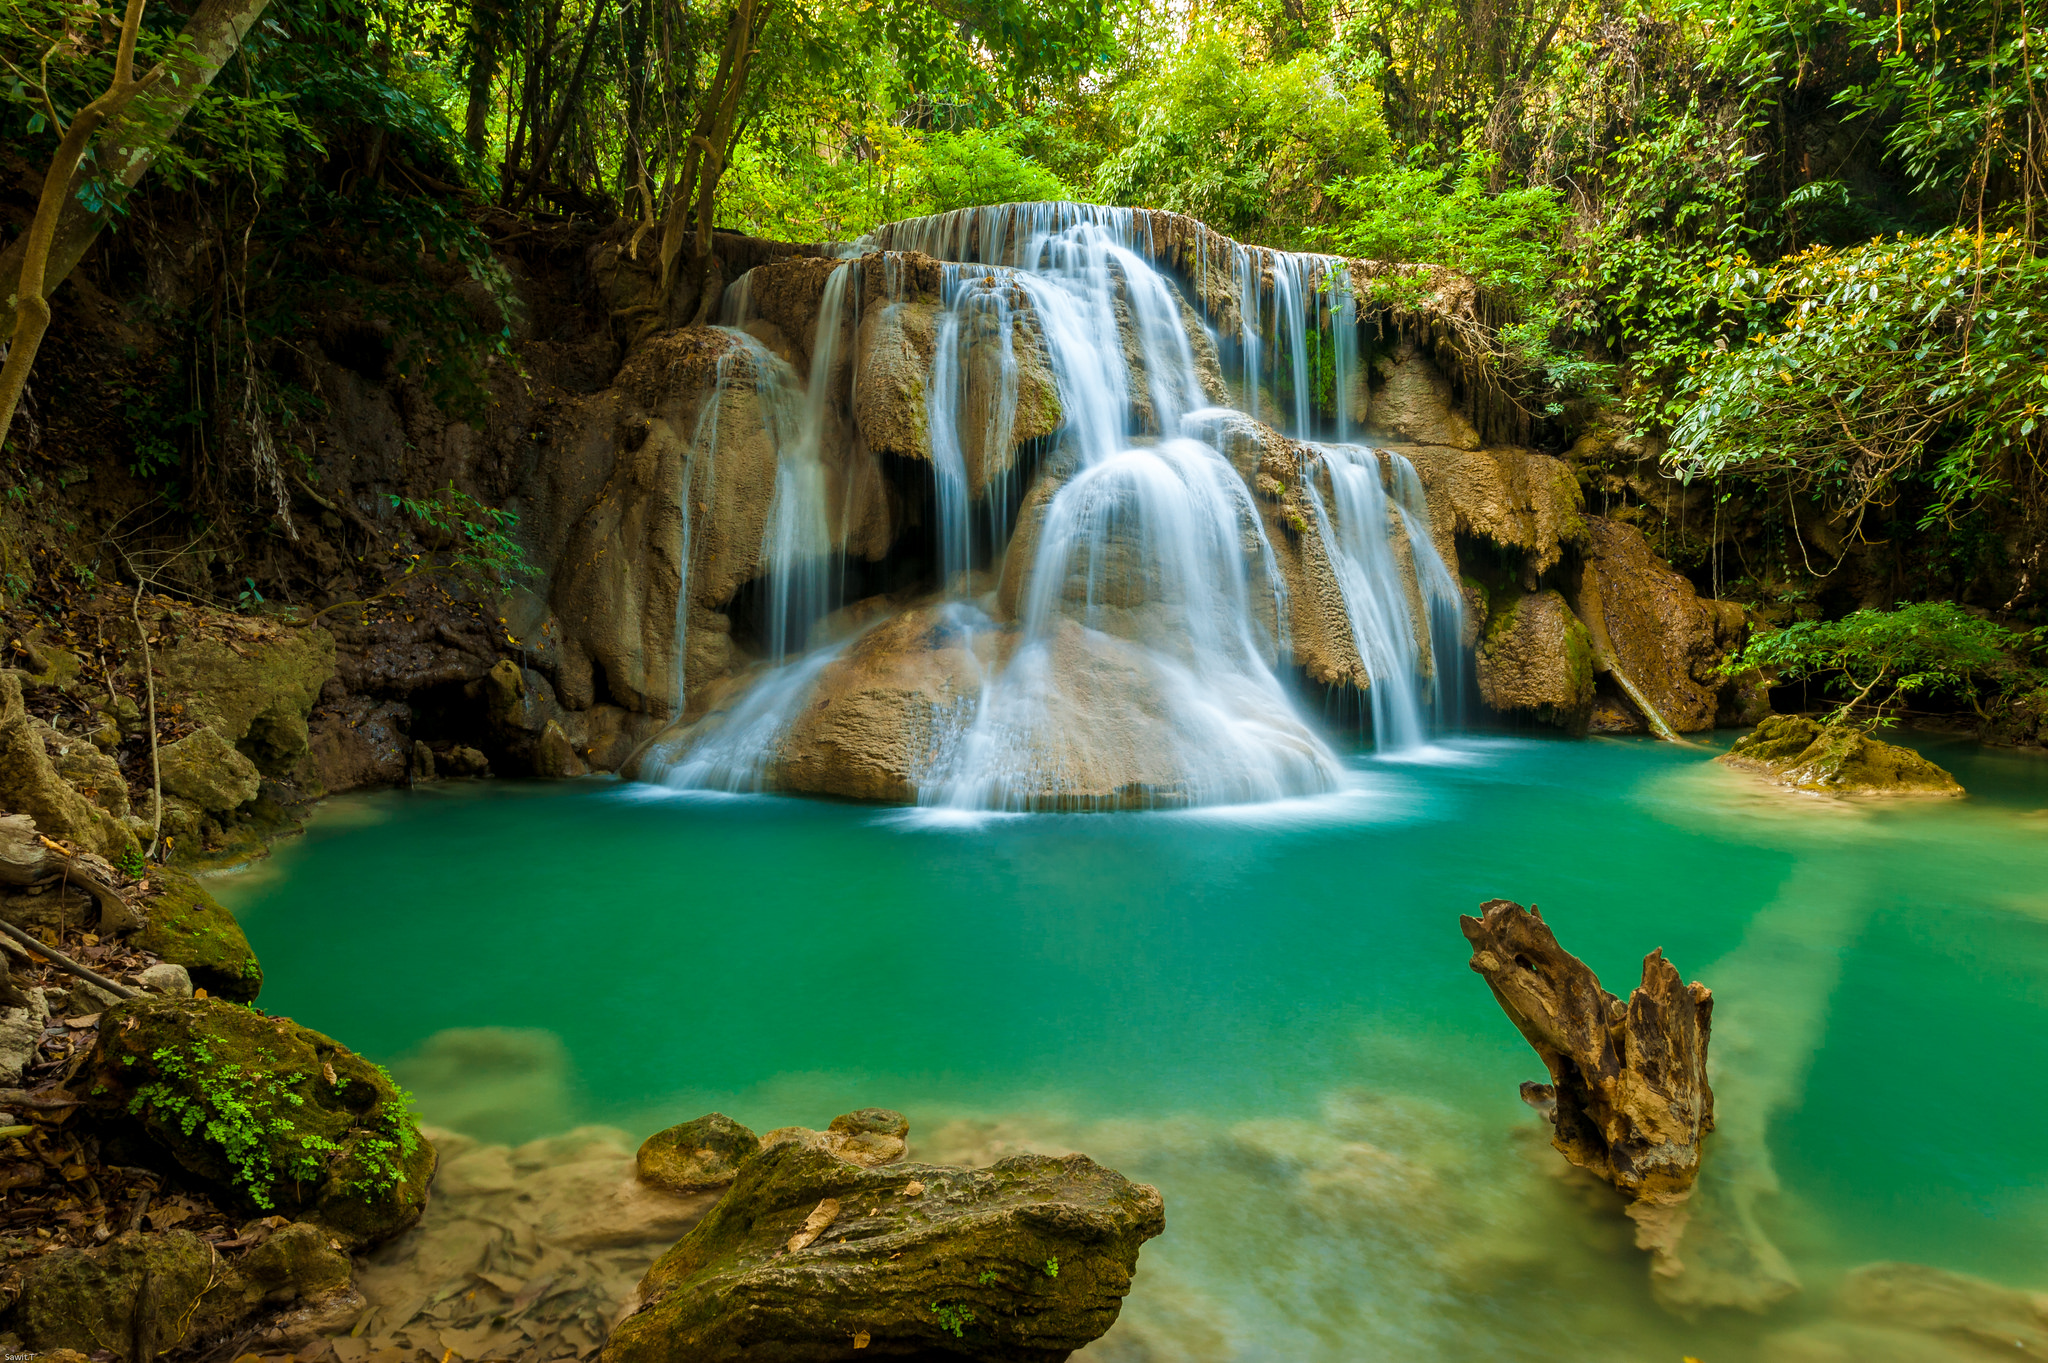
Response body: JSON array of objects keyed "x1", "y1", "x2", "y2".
[
  {"x1": 65, "y1": 1014, "x2": 102, "y2": 1029},
  {"x1": 787, "y1": 1198, "x2": 840, "y2": 1253},
  {"x1": 323, "y1": 1061, "x2": 338, "y2": 1086},
  {"x1": 900, "y1": 1181, "x2": 925, "y2": 1197},
  {"x1": 193, "y1": 988, "x2": 208, "y2": 1000},
  {"x1": 853, "y1": 1331, "x2": 870, "y2": 1349}
]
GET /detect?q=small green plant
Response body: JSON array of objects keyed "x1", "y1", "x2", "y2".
[
  {"x1": 236, "y1": 577, "x2": 266, "y2": 612},
  {"x1": 977, "y1": 1270, "x2": 1001, "y2": 1285},
  {"x1": 930, "y1": 1303, "x2": 976, "y2": 1338},
  {"x1": 388, "y1": 481, "x2": 538, "y2": 592},
  {"x1": 1730, "y1": 601, "x2": 2041, "y2": 729},
  {"x1": 114, "y1": 845, "x2": 148, "y2": 879},
  {"x1": 1044, "y1": 1256, "x2": 1059, "y2": 1278}
]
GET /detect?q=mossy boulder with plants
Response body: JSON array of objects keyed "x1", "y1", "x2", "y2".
[
  {"x1": 603, "y1": 1138, "x2": 1165, "y2": 1363},
  {"x1": 89, "y1": 997, "x2": 435, "y2": 1247},
  {"x1": 132, "y1": 869, "x2": 263, "y2": 1001},
  {"x1": 10, "y1": 1222, "x2": 353, "y2": 1355},
  {"x1": 1719, "y1": 715, "x2": 1963, "y2": 797}
]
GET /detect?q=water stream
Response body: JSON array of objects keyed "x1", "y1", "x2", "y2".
[{"x1": 651, "y1": 203, "x2": 1463, "y2": 806}]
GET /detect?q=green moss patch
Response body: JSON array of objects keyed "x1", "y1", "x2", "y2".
[
  {"x1": 133, "y1": 870, "x2": 263, "y2": 1001},
  {"x1": 92, "y1": 998, "x2": 436, "y2": 1246}
]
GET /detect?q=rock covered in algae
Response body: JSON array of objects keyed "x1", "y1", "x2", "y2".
[
  {"x1": 1475, "y1": 589, "x2": 1595, "y2": 731},
  {"x1": 11, "y1": 1222, "x2": 358, "y2": 1356},
  {"x1": 1460, "y1": 899, "x2": 1713, "y2": 1208},
  {"x1": 604, "y1": 1139, "x2": 1165, "y2": 1363},
  {"x1": 1720, "y1": 714, "x2": 1963, "y2": 796},
  {"x1": 637, "y1": 1112, "x2": 763, "y2": 1194},
  {"x1": 131, "y1": 867, "x2": 263, "y2": 1001},
  {"x1": 89, "y1": 997, "x2": 435, "y2": 1247}
]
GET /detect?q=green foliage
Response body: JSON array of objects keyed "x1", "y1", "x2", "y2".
[
  {"x1": 1669, "y1": 230, "x2": 2048, "y2": 526},
  {"x1": 1092, "y1": 30, "x2": 1390, "y2": 244},
  {"x1": 930, "y1": 1302, "x2": 977, "y2": 1337},
  {"x1": 1045, "y1": 1256, "x2": 1060, "y2": 1277},
  {"x1": 388, "y1": 481, "x2": 537, "y2": 592},
  {"x1": 114, "y1": 845, "x2": 148, "y2": 879},
  {"x1": 129, "y1": 1042, "x2": 336, "y2": 1209},
  {"x1": 1733, "y1": 601, "x2": 2042, "y2": 726}
]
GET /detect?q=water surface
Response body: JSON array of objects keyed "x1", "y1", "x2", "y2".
[{"x1": 216, "y1": 733, "x2": 2048, "y2": 1360}]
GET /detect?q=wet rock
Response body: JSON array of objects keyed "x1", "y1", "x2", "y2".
[
  {"x1": 1571, "y1": 517, "x2": 1748, "y2": 734},
  {"x1": 1475, "y1": 590, "x2": 1594, "y2": 731},
  {"x1": 132, "y1": 869, "x2": 263, "y2": 1001},
  {"x1": 0, "y1": 674, "x2": 138, "y2": 859},
  {"x1": 1402, "y1": 445, "x2": 1585, "y2": 580},
  {"x1": 158, "y1": 726, "x2": 262, "y2": 814},
  {"x1": 389, "y1": 1027, "x2": 574, "y2": 1144},
  {"x1": 90, "y1": 997, "x2": 435, "y2": 1246},
  {"x1": 758, "y1": 607, "x2": 986, "y2": 802},
  {"x1": 12, "y1": 1223, "x2": 355, "y2": 1358},
  {"x1": 758, "y1": 1107, "x2": 914, "y2": 1169},
  {"x1": 1366, "y1": 340, "x2": 1482, "y2": 450},
  {"x1": 603, "y1": 1139, "x2": 1165, "y2": 1363},
  {"x1": 1461, "y1": 899, "x2": 1713, "y2": 1273},
  {"x1": 307, "y1": 697, "x2": 413, "y2": 793},
  {"x1": 1720, "y1": 715, "x2": 1964, "y2": 796},
  {"x1": 637, "y1": 1113, "x2": 762, "y2": 1195},
  {"x1": 442, "y1": 744, "x2": 491, "y2": 776},
  {"x1": 853, "y1": 299, "x2": 940, "y2": 461},
  {"x1": 410, "y1": 740, "x2": 437, "y2": 782}
]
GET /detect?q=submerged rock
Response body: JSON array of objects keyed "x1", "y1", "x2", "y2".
[
  {"x1": 1461, "y1": 900, "x2": 1713, "y2": 1278},
  {"x1": 1720, "y1": 715, "x2": 1964, "y2": 796},
  {"x1": 604, "y1": 1139, "x2": 1165, "y2": 1363},
  {"x1": 90, "y1": 997, "x2": 435, "y2": 1247},
  {"x1": 638, "y1": 1113, "x2": 763, "y2": 1195},
  {"x1": 1759, "y1": 1261, "x2": 2048, "y2": 1361}
]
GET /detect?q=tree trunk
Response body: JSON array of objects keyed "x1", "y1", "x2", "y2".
[
  {"x1": 463, "y1": 0, "x2": 502, "y2": 155},
  {"x1": 0, "y1": 0, "x2": 277, "y2": 340},
  {"x1": 654, "y1": 0, "x2": 769, "y2": 329}
]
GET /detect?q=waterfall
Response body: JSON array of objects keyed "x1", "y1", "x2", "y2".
[{"x1": 656, "y1": 202, "x2": 1470, "y2": 807}]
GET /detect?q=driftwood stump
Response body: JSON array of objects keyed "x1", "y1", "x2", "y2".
[{"x1": 1461, "y1": 899, "x2": 1714, "y2": 1209}]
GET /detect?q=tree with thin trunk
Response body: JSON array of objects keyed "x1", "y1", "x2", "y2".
[{"x1": 0, "y1": 0, "x2": 278, "y2": 451}]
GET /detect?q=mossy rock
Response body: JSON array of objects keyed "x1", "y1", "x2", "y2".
[
  {"x1": 132, "y1": 870, "x2": 263, "y2": 1002},
  {"x1": 90, "y1": 997, "x2": 435, "y2": 1247},
  {"x1": 604, "y1": 1141, "x2": 1165, "y2": 1363},
  {"x1": 637, "y1": 1113, "x2": 761, "y2": 1195},
  {"x1": 12, "y1": 1223, "x2": 351, "y2": 1355},
  {"x1": 1720, "y1": 714, "x2": 1964, "y2": 796}
]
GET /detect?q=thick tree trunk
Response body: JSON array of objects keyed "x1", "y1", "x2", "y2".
[
  {"x1": 1460, "y1": 898, "x2": 1714, "y2": 1202},
  {"x1": 0, "y1": 0, "x2": 277, "y2": 340}
]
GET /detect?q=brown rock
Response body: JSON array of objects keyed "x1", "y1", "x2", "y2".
[
  {"x1": 0, "y1": 674, "x2": 137, "y2": 859},
  {"x1": 637, "y1": 1113, "x2": 762, "y2": 1195},
  {"x1": 1366, "y1": 339, "x2": 1482, "y2": 449},
  {"x1": 1571, "y1": 516, "x2": 1745, "y2": 733},
  {"x1": 1402, "y1": 445, "x2": 1585, "y2": 580},
  {"x1": 1719, "y1": 715, "x2": 1964, "y2": 796},
  {"x1": 603, "y1": 1140, "x2": 1164, "y2": 1363},
  {"x1": 1475, "y1": 589, "x2": 1594, "y2": 730}
]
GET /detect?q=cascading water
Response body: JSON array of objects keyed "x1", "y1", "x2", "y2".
[{"x1": 652, "y1": 202, "x2": 1469, "y2": 807}]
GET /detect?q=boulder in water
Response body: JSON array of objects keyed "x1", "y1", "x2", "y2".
[
  {"x1": 1720, "y1": 715, "x2": 1963, "y2": 796},
  {"x1": 1475, "y1": 589, "x2": 1594, "y2": 731},
  {"x1": 638, "y1": 1113, "x2": 763, "y2": 1194},
  {"x1": 603, "y1": 1138, "x2": 1165, "y2": 1363},
  {"x1": 131, "y1": 869, "x2": 263, "y2": 1001}
]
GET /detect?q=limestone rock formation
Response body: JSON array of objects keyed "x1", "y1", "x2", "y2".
[
  {"x1": 1757, "y1": 1261, "x2": 2048, "y2": 1361},
  {"x1": 759, "y1": 1107, "x2": 913, "y2": 1168},
  {"x1": 1719, "y1": 715, "x2": 1964, "y2": 796},
  {"x1": 1461, "y1": 899, "x2": 1713, "y2": 1273},
  {"x1": 1402, "y1": 445, "x2": 1585, "y2": 581},
  {"x1": 90, "y1": 997, "x2": 435, "y2": 1246},
  {"x1": 762, "y1": 606, "x2": 986, "y2": 802},
  {"x1": 158, "y1": 725, "x2": 263, "y2": 814},
  {"x1": 159, "y1": 627, "x2": 337, "y2": 774},
  {"x1": 130, "y1": 869, "x2": 263, "y2": 1001},
  {"x1": 638, "y1": 1113, "x2": 763, "y2": 1195},
  {"x1": 604, "y1": 1138, "x2": 1165, "y2": 1363},
  {"x1": 1367, "y1": 340, "x2": 1482, "y2": 450},
  {"x1": 853, "y1": 298, "x2": 940, "y2": 461},
  {"x1": 1475, "y1": 590, "x2": 1594, "y2": 730},
  {"x1": 1571, "y1": 516, "x2": 1748, "y2": 734},
  {"x1": 10, "y1": 1222, "x2": 359, "y2": 1358},
  {"x1": 0, "y1": 672, "x2": 138, "y2": 859}
]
